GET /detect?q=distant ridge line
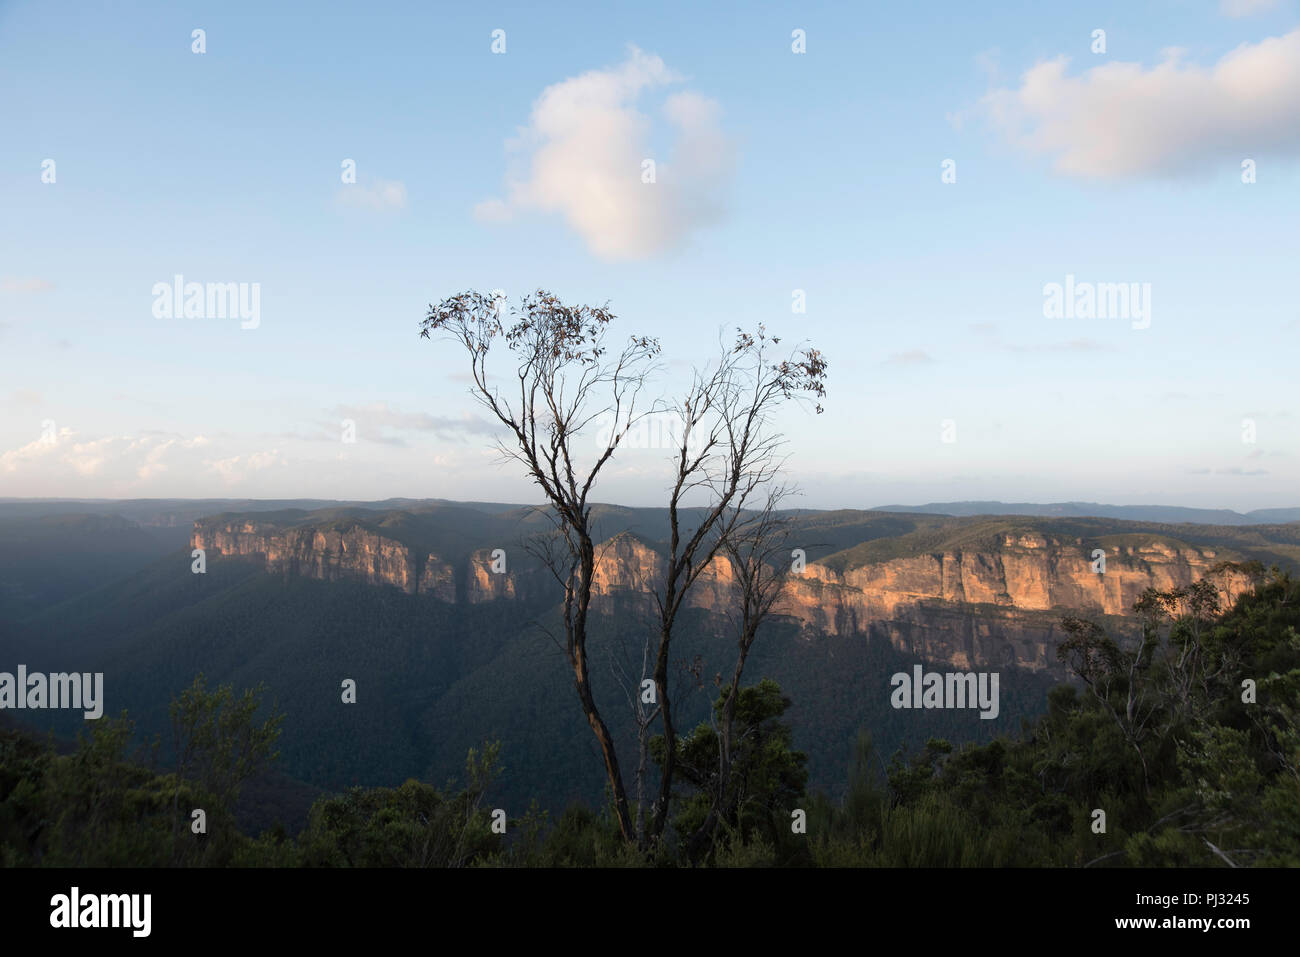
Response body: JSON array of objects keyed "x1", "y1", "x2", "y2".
[
  {"x1": 871, "y1": 501, "x2": 1300, "y2": 526},
  {"x1": 1, "y1": 498, "x2": 1298, "y2": 526}
]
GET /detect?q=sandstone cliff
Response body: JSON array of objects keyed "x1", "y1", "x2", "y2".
[
  {"x1": 191, "y1": 519, "x2": 1250, "y2": 674},
  {"x1": 779, "y1": 534, "x2": 1248, "y2": 633}
]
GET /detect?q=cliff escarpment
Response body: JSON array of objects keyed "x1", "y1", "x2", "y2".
[
  {"x1": 191, "y1": 518, "x2": 523, "y2": 604},
  {"x1": 191, "y1": 517, "x2": 1255, "y2": 674}
]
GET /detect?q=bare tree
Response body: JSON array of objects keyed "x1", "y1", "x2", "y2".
[
  {"x1": 421, "y1": 289, "x2": 660, "y2": 842},
  {"x1": 422, "y1": 295, "x2": 826, "y2": 851},
  {"x1": 683, "y1": 484, "x2": 799, "y2": 860},
  {"x1": 601, "y1": 539, "x2": 664, "y2": 845},
  {"x1": 609, "y1": 625, "x2": 660, "y2": 842},
  {"x1": 645, "y1": 326, "x2": 825, "y2": 845}
]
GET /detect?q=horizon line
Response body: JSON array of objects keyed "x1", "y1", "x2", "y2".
[{"x1": 2, "y1": 496, "x2": 1298, "y2": 515}]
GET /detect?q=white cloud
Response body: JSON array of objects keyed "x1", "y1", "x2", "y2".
[
  {"x1": 0, "y1": 430, "x2": 239, "y2": 493},
  {"x1": 136, "y1": 437, "x2": 178, "y2": 479},
  {"x1": 0, "y1": 433, "x2": 142, "y2": 478},
  {"x1": 1221, "y1": 0, "x2": 1281, "y2": 17},
  {"x1": 982, "y1": 30, "x2": 1300, "y2": 178},
  {"x1": 0, "y1": 429, "x2": 75, "y2": 473},
  {"x1": 477, "y1": 46, "x2": 735, "y2": 260},
  {"x1": 66, "y1": 436, "x2": 120, "y2": 476},
  {"x1": 338, "y1": 178, "x2": 408, "y2": 211},
  {"x1": 208, "y1": 449, "x2": 286, "y2": 483}
]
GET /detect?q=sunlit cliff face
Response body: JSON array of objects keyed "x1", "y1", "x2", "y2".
[{"x1": 192, "y1": 521, "x2": 1251, "y2": 674}]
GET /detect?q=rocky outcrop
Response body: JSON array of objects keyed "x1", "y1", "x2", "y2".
[
  {"x1": 466, "y1": 549, "x2": 516, "y2": 603},
  {"x1": 417, "y1": 556, "x2": 457, "y2": 602},
  {"x1": 191, "y1": 519, "x2": 1251, "y2": 674},
  {"x1": 777, "y1": 536, "x2": 1247, "y2": 635},
  {"x1": 192, "y1": 520, "x2": 424, "y2": 593},
  {"x1": 770, "y1": 536, "x2": 1250, "y2": 672}
]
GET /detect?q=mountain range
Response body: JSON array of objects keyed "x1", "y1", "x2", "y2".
[{"x1": 2, "y1": 498, "x2": 1297, "y2": 831}]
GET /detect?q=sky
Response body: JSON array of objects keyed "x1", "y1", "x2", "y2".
[{"x1": 1, "y1": 0, "x2": 1297, "y2": 511}]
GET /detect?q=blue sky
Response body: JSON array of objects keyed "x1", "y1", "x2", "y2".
[{"x1": 1, "y1": 0, "x2": 1297, "y2": 510}]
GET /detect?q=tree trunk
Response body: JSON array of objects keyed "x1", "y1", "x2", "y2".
[{"x1": 570, "y1": 537, "x2": 635, "y2": 842}]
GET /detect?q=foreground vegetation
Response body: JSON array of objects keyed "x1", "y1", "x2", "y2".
[{"x1": 2, "y1": 569, "x2": 1296, "y2": 867}]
